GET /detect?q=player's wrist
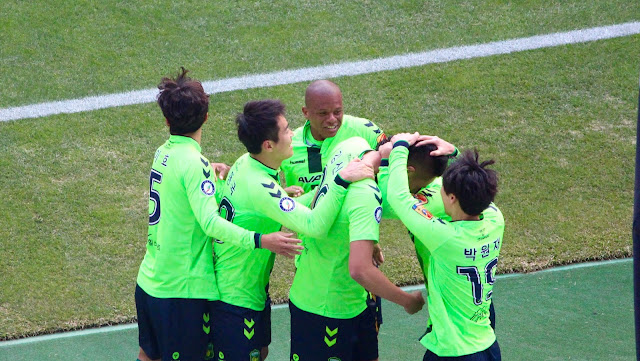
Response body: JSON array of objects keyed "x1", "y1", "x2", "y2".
[
  {"x1": 254, "y1": 232, "x2": 262, "y2": 249},
  {"x1": 392, "y1": 140, "x2": 410, "y2": 148},
  {"x1": 334, "y1": 174, "x2": 351, "y2": 189},
  {"x1": 449, "y1": 147, "x2": 459, "y2": 158}
]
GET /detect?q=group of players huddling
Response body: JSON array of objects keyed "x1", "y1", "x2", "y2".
[{"x1": 135, "y1": 68, "x2": 504, "y2": 361}]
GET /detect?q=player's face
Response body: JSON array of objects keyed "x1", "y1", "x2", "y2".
[
  {"x1": 274, "y1": 115, "x2": 294, "y2": 160},
  {"x1": 303, "y1": 92, "x2": 343, "y2": 141}
]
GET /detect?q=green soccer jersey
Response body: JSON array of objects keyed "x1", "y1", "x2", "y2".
[
  {"x1": 137, "y1": 135, "x2": 259, "y2": 300},
  {"x1": 289, "y1": 137, "x2": 382, "y2": 319},
  {"x1": 281, "y1": 115, "x2": 386, "y2": 199},
  {"x1": 214, "y1": 153, "x2": 351, "y2": 311},
  {"x1": 386, "y1": 145, "x2": 504, "y2": 357},
  {"x1": 378, "y1": 162, "x2": 450, "y2": 287}
]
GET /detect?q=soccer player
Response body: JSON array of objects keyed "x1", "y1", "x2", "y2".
[
  {"x1": 385, "y1": 133, "x2": 504, "y2": 361},
  {"x1": 134, "y1": 69, "x2": 302, "y2": 361},
  {"x1": 289, "y1": 136, "x2": 426, "y2": 361},
  {"x1": 212, "y1": 99, "x2": 374, "y2": 361},
  {"x1": 280, "y1": 79, "x2": 387, "y2": 203}
]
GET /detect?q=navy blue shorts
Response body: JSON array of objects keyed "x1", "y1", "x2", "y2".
[
  {"x1": 423, "y1": 341, "x2": 501, "y2": 361},
  {"x1": 211, "y1": 300, "x2": 271, "y2": 361},
  {"x1": 135, "y1": 284, "x2": 215, "y2": 361},
  {"x1": 289, "y1": 301, "x2": 378, "y2": 361}
]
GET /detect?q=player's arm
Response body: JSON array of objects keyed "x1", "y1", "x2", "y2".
[
  {"x1": 184, "y1": 159, "x2": 302, "y2": 256},
  {"x1": 255, "y1": 159, "x2": 373, "y2": 238},
  {"x1": 386, "y1": 143, "x2": 449, "y2": 252},
  {"x1": 349, "y1": 240, "x2": 423, "y2": 315},
  {"x1": 343, "y1": 181, "x2": 423, "y2": 314},
  {"x1": 375, "y1": 155, "x2": 399, "y2": 220}
]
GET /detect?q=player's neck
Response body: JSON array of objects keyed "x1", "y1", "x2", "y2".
[
  {"x1": 182, "y1": 128, "x2": 202, "y2": 144},
  {"x1": 450, "y1": 209, "x2": 480, "y2": 222},
  {"x1": 250, "y1": 153, "x2": 281, "y2": 170}
]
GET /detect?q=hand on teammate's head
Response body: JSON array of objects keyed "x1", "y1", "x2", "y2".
[
  {"x1": 391, "y1": 132, "x2": 420, "y2": 146},
  {"x1": 415, "y1": 135, "x2": 456, "y2": 157}
]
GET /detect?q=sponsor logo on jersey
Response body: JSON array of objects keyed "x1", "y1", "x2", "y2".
[
  {"x1": 280, "y1": 197, "x2": 296, "y2": 212},
  {"x1": 200, "y1": 180, "x2": 215, "y2": 196},
  {"x1": 374, "y1": 206, "x2": 382, "y2": 223},
  {"x1": 298, "y1": 175, "x2": 322, "y2": 183},
  {"x1": 289, "y1": 159, "x2": 306, "y2": 164},
  {"x1": 412, "y1": 203, "x2": 433, "y2": 219}
]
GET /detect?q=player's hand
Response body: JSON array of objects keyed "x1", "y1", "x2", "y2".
[
  {"x1": 378, "y1": 141, "x2": 393, "y2": 160},
  {"x1": 415, "y1": 135, "x2": 456, "y2": 157},
  {"x1": 391, "y1": 132, "x2": 420, "y2": 147},
  {"x1": 339, "y1": 158, "x2": 374, "y2": 183},
  {"x1": 260, "y1": 232, "x2": 303, "y2": 259},
  {"x1": 212, "y1": 163, "x2": 231, "y2": 180},
  {"x1": 403, "y1": 291, "x2": 425, "y2": 315},
  {"x1": 285, "y1": 186, "x2": 304, "y2": 198},
  {"x1": 372, "y1": 244, "x2": 384, "y2": 267}
]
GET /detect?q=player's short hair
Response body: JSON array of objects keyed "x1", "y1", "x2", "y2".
[
  {"x1": 408, "y1": 143, "x2": 449, "y2": 180},
  {"x1": 442, "y1": 150, "x2": 498, "y2": 216},
  {"x1": 236, "y1": 99, "x2": 285, "y2": 154},
  {"x1": 157, "y1": 67, "x2": 209, "y2": 135}
]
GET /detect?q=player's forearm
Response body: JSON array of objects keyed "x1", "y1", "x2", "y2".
[
  {"x1": 386, "y1": 146, "x2": 422, "y2": 222},
  {"x1": 349, "y1": 263, "x2": 414, "y2": 309},
  {"x1": 202, "y1": 212, "x2": 258, "y2": 250}
]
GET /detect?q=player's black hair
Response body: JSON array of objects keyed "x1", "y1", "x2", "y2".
[
  {"x1": 407, "y1": 143, "x2": 449, "y2": 180},
  {"x1": 236, "y1": 99, "x2": 285, "y2": 154},
  {"x1": 442, "y1": 149, "x2": 498, "y2": 216},
  {"x1": 157, "y1": 67, "x2": 210, "y2": 135}
]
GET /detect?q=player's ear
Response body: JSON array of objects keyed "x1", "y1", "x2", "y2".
[
  {"x1": 165, "y1": 118, "x2": 170, "y2": 127},
  {"x1": 262, "y1": 139, "x2": 274, "y2": 152},
  {"x1": 407, "y1": 165, "x2": 416, "y2": 173},
  {"x1": 204, "y1": 112, "x2": 209, "y2": 123},
  {"x1": 302, "y1": 106, "x2": 309, "y2": 119}
]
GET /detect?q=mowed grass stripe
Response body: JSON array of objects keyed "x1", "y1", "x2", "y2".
[{"x1": 1, "y1": 21, "x2": 639, "y2": 122}]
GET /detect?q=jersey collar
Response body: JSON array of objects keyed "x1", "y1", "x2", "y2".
[
  {"x1": 248, "y1": 154, "x2": 280, "y2": 181},
  {"x1": 168, "y1": 135, "x2": 201, "y2": 152}
]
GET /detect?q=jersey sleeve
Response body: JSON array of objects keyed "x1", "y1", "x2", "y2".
[
  {"x1": 183, "y1": 158, "x2": 258, "y2": 250},
  {"x1": 347, "y1": 116, "x2": 387, "y2": 149},
  {"x1": 343, "y1": 179, "x2": 382, "y2": 243},
  {"x1": 376, "y1": 158, "x2": 398, "y2": 220},
  {"x1": 386, "y1": 145, "x2": 450, "y2": 252},
  {"x1": 252, "y1": 174, "x2": 350, "y2": 238}
]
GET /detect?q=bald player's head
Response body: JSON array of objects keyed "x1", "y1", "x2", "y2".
[{"x1": 302, "y1": 80, "x2": 344, "y2": 141}]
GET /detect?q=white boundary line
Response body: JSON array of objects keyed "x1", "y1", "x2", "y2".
[
  {"x1": 0, "y1": 257, "x2": 631, "y2": 347},
  {"x1": 1, "y1": 22, "x2": 639, "y2": 122}
]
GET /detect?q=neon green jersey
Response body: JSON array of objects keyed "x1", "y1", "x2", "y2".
[
  {"x1": 281, "y1": 115, "x2": 386, "y2": 200},
  {"x1": 378, "y1": 162, "x2": 451, "y2": 287},
  {"x1": 137, "y1": 135, "x2": 258, "y2": 300},
  {"x1": 214, "y1": 153, "x2": 350, "y2": 311},
  {"x1": 289, "y1": 137, "x2": 382, "y2": 319},
  {"x1": 387, "y1": 146, "x2": 504, "y2": 356}
]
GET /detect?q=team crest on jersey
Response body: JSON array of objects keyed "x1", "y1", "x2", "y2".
[
  {"x1": 200, "y1": 180, "x2": 215, "y2": 196},
  {"x1": 374, "y1": 206, "x2": 382, "y2": 223},
  {"x1": 412, "y1": 203, "x2": 433, "y2": 219},
  {"x1": 279, "y1": 197, "x2": 296, "y2": 212},
  {"x1": 414, "y1": 192, "x2": 429, "y2": 204},
  {"x1": 249, "y1": 349, "x2": 260, "y2": 361},
  {"x1": 376, "y1": 133, "x2": 388, "y2": 145}
]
